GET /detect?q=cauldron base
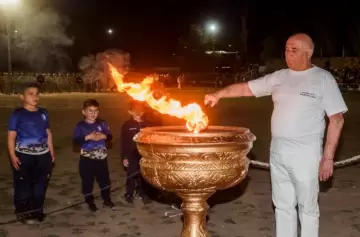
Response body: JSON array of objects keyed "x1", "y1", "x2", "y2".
[
  {"x1": 134, "y1": 126, "x2": 256, "y2": 237},
  {"x1": 177, "y1": 191, "x2": 213, "y2": 237}
]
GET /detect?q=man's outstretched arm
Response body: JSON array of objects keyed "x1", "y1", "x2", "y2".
[
  {"x1": 205, "y1": 73, "x2": 276, "y2": 107},
  {"x1": 212, "y1": 82, "x2": 255, "y2": 99}
]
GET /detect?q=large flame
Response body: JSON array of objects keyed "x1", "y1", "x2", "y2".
[{"x1": 108, "y1": 64, "x2": 209, "y2": 133}]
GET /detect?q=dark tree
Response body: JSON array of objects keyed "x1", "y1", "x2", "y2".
[{"x1": 260, "y1": 36, "x2": 281, "y2": 63}]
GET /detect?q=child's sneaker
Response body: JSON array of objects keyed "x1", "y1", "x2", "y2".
[
  {"x1": 36, "y1": 213, "x2": 46, "y2": 223},
  {"x1": 16, "y1": 214, "x2": 29, "y2": 224},
  {"x1": 103, "y1": 200, "x2": 115, "y2": 209},
  {"x1": 20, "y1": 216, "x2": 37, "y2": 225},
  {"x1": 123, "y1": 194, "x2": 134, "y2": 204},
  {"x1": 87, "y1": 202, "x2": 99, "y2": 212},
  {"x1": 139, "y1": 195, "x2": 151, "y2": 204}
]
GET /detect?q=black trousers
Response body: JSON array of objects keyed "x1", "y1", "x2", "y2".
[
  {"x1": 125, "y1": 155, "x2": 146, "y2": 197},
  {"x1": 79, "y1": 156, "x2": 111, "y2": 203},
  {"x1": 12, "y1": 151, "x2": 52, "y2": 217}
]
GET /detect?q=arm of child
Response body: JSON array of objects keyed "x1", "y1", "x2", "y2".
[
  {"x1": 7, "y1": 112, "x2": 20, "y2": 170},
  {"x1": 43, "y1": 110, "x2": 55, "y2": 162},
  {"x1": 120, "y1": 124, "x2": 128, "y2": 166},
  {"x1": 73, "y1": 123, "x2": 92, "y2": 145},
  {"x1": 47, "y1": 129, "x2": 55, "y2": 162},
  {"x1": 8, "y1": 131, "x2": 20, "y2": 170}
]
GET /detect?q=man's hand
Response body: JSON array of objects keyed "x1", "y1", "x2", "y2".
[
  {"x1": 204, "y1": 83, "x2": 254, "y2": 106},
  {"x1": 123, "y1": 159, "x2": 129, "y2": 167},
  {"x1": 10, "y1": 156, "x2": 21, "y2": 170},
  {"x1": 319, "y1": 157, "x2": 334, "y2": 181},
  {"x1": 51, "y1": 155, "x2": 55, "y2": 163},
  {"x1": 204, "y1": 94, "x2": 220, "y2": 107}
]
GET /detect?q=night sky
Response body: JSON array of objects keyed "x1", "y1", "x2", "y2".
[{"x1": 11, "y1": 0, "x2": 360, "y2": 69}]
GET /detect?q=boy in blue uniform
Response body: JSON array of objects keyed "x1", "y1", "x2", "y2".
[
  {"x1": 73, "y1": 99, "x2": 115, "y2": 212},
  {"x1": 8, "y1": 82, "x2": 55, "y2": 223},
  {"x1": 121, "y1": 100, "x2": 152, "y2": 204}
]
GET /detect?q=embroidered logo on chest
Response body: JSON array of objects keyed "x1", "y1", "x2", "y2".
[
  {"x1": 300, "y1": 92, "x2": 317, "y2": 98},
  {"x1": 41, "y1": 114, "x2": 47, "y2": 121},
  {"x1": 97, "y1": 125, "x2": 102, "y2": 132}
]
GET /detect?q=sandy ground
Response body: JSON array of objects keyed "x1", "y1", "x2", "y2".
[{"x1": 0, "y1": 90, "x2": 359, "y2": 237}]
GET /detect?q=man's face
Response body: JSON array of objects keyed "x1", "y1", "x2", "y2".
[
  {"x1": 21, "y1": 87, "x2": 39, "y2": 107},
  {"x1": 285, "y1": 38, "x2": 311, "y2": 71},
  {"x1": 82, "y1": 106, "x2": 99, "y2": 122}
]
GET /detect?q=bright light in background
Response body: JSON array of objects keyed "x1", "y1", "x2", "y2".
[
  {"x1": 107, "y1": 28, "x2": 114, "y2": 35},
  {"x1": 0, "y1": 0, "x2": 21, "y2": 73},
  {"x1": 205, "y1": 21, "x2": 220, "y2": 51},
  {"x1": 207, "y1": 22, "x2": 219, "y2": 34},
  {"x1": 0, "y1": 0, "x2": 19, "y2": 5}
]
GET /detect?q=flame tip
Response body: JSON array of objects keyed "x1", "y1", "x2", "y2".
[{"x1": 109, "y1": 64, "x2": 209, "y2": 133}]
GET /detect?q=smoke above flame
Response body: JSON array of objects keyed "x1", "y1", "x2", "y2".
[{"x1": 108, "y1": 64, "x2": 209, "y2": 133}]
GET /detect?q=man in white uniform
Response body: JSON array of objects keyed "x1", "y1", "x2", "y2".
[{"x1": 204, "y1": 33, "x2": 347, "y2": 237}]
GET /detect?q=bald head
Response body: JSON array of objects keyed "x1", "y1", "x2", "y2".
[
  {"x1": 285, "y1": 33, "x2": 314, "y2": 71},
  {"x1": 288, "y1": 33, "x2": 314, "y2": 52}
]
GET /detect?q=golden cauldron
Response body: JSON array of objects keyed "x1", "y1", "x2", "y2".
[{"x1": 134, "y1": 126, "x2": 256, "y2": 237}]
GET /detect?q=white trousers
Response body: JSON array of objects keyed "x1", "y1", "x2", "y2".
[{"x1": 270, "y1": 136, "x2": 322, "y2": 237}]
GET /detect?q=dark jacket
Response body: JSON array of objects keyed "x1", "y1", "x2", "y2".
[{"x1": 120, "y1": 118, "x2": 152, "y2": 160}]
